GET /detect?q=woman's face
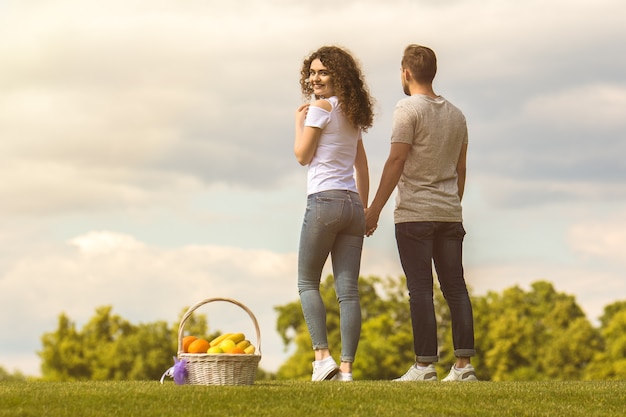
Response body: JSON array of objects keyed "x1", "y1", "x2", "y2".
[{"x1": 309, "y1": 58, "x2": 335, "y2": 98}]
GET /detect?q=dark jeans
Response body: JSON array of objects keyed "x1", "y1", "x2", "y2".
[{"x1": 395, "y1": 221, "x2": 475, "y2": 363}]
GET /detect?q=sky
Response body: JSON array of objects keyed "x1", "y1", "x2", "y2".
[{"x1": 1, "y1": 0, "x2": 625, "y2": 376}]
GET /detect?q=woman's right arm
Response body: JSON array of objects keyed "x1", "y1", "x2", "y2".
[{"x1": 294, "y1": 100, "x2": 331, "y2": 166}]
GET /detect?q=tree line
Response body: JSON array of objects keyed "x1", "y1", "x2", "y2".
[{"x1": 14, "y1": 276, "x2": 625, "y2": 381}]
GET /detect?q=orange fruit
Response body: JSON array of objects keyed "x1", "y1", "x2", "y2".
[
  {"x1": 182, "y1": 336, "x2": 198, "y2": 353},
  {"x1": 187, "y1": 338, "x2": 210, "y2": 354},
  {"x1": 229, "y1": 347, "x2": 245, "y2": 354}
]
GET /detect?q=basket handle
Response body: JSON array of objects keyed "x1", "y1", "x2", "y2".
[{"x1": 177, "y1": 297, "x2": 262, "y2": 356}]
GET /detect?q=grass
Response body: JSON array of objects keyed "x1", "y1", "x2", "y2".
[{"x1": 1, "y1": 380, "x2": 625, "y2": 417}]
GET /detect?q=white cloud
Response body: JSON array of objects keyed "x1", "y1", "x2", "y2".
[
  {"x1": 568, "y1": 213, "x2": 626, "y2": 264},
  {"x1": 474, "y1": 175, "x2": 626, "y2": 209},
  {"x1": 70, "y1": 231, "x2": 145, "y2": 254},
  {"x1": 523, "y1": 84, "x2": 626, "y2": 130},
  {"x1": 1, "y1": 0, "x2": 625, "y2": 216}
]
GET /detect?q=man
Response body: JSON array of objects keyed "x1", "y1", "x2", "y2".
[{"x1": 365, "y1": 44, "x2": 477, "y2": 381}]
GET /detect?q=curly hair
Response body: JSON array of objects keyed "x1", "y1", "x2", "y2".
[{"x1": 299, "y1": 46, "x2": 374, "y2": 132}]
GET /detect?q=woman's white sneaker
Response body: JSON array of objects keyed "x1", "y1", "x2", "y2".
[{"x1": 311, "y1": 357, "x2": 339, "y2": 381}]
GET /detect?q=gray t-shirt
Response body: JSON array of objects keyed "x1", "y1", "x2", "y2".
[{"x1": 390, "y1": 94, "x2": 468, "y2": 223}]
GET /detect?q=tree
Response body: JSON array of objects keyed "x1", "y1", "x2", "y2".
[
  {"x1": 40, "y1": 312, "x2": 88, "y2": 380},
  {"x1": 353, "y1": 275, "x2": 415, "y2": 380},
  {"x1": 274, "y1": 276, "x2": 603, "y2": 381},
  {"x1": 477, "y1": 281, "x2": 600, "y2": 381},
  {"x1": 584, "y1": 301, "x2": 626, "y2": 380},
  {"x1": 39, "y1": 306, "x2": 209, "y2": 381},
  {"x1": 0, "y1": 366, "x2": 26, "y2": 382}
]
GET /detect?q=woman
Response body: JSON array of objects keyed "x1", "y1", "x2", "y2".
[{"x1": 294, "y1": 46, "x2": 374, "y2": 381}]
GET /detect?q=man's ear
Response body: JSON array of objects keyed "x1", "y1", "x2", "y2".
[{"x1": 403, "y1": 68, "x2": 412, "y2": 82}]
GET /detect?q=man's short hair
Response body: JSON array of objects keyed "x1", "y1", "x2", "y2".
[{"x1": 402, "y1": 44, "x2": 437, "y2": 84}]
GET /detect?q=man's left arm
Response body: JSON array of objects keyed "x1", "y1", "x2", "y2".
[{"x1": 456, "y1": 143, "x2": 468, "y2": 201}]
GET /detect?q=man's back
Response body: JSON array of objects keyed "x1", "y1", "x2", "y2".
[{"x1": 390, "y1": 94, "x2": 468, "y2": 223}]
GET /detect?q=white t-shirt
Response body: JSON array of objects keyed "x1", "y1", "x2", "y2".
[{"x1": 304, "y1": 96, "x2": 362, "y2": 195}]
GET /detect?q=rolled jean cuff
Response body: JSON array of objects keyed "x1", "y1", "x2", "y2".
[
  {"x1": 416, "y1": 355, "x2": 439, "y2": 363},
  {"x1": 454, "y1": 349, "x2": 475, "y2": 358}
]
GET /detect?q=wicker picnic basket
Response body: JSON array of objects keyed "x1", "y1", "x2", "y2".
[{"x1": 177, "y1": 297, "x2": 262, "y2": 385}]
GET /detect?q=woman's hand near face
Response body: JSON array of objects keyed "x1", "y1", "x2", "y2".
[{"x1": 295, "y1": 104, "x2": 310, "y2": 128}]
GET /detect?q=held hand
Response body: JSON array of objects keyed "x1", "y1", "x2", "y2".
[{"x1": 364, "y1": 208, "x2": 379, "y2": 237}]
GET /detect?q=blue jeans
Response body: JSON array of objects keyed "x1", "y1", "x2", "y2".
[
  {"x1": 395, "y1": 221, "x2": 475, "y2": 363},
  {"x1": 298, "y1": 190, "x2": 365, "y2": 363}
]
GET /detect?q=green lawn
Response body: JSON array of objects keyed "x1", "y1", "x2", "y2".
[{"x1": 1, "y1": 380, "x2": 625, "y2": 417}]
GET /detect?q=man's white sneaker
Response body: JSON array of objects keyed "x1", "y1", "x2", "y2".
[
  {"x1": 442, "y1": 364, "x2": 478, "y2": 381},
  {"x1": 311, "y1": 357, "x2": 339, "y2": 381},
  {"x1": 393, "y1": 364, "x2": 437, "y2": 381}
]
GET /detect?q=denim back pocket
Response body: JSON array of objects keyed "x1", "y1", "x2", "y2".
[{"x1": 315, "y1": 196, "x2": 345, "y2": 228}]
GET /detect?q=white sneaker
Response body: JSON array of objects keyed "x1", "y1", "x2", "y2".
[
  {"x1": 393, "y1": 364, "x2": 437, "y2": 381},
  {"x1": 442, "y1": 364, "x2": 478, "y2": 381},
  {"x1": 311, "y1": 357, "x2": 339, "y2": 381},
  {"x1": 332, "y1": 372, "x2": 353, "y2": 382}
]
